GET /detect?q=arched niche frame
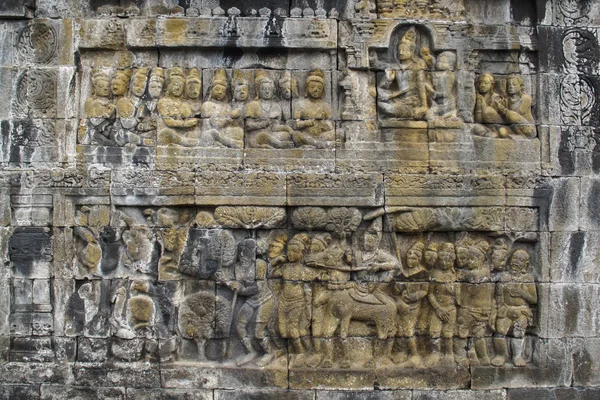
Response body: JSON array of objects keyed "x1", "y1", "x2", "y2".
[{"x1": 368, "y1": 23, "x2": 437, "y2": 70}]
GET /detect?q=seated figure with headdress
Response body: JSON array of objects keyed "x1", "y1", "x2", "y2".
[
  {"x1": 377, "y1": 26, "x2": 429, "y2": 121},
  {"x1": 200, "y1": 69, "x2": 244, "y2": 149},
  {"x1": 82, "y1": 68, "x2": 116, "y2": 145},
  {"x1": 246, "y1": 70, "x2": 294, "y2": 149},
  {"x1": 157, "y1": 67, "x2": 201, "y2": 147},
  {"x1": 292, "y1": 69, "x2": 335, "y2": 148}
]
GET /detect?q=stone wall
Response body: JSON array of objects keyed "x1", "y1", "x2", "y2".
[{"x1": 0, "y1": 0, "x2": 599, "y2": 398}]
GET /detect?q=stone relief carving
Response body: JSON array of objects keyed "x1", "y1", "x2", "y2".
[
  {"x1": 16, "y1": 21, "x2": 58, "y2": 64},
  {"x1": 473, "y1": 73, "x2": 537, "y2": 138},
  {"x1": 65, "y1": 206, "x2": 540, "y2": 369}
]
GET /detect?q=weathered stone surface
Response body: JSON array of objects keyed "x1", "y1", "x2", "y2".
[
  {"x1": 127, "y1": 388, "x2": 213, "y2": 400},
  {"x1": 316, "y1": 390, "x2": 411, "y2": 400},
  {"x1": 573, "y1": 338, "x2": 600, "y2": 387},
  {"x1": 215, "y1": 389, "x2": 314, "y2": 400},
  {"x1": 1, "y1": 0, "x2": 599, "y2": 396},
  {"x1": 40, "y1": 385, "x2": 125, "y2": 400},
  {"x1": 413, "y1": 390, "x2": 505, "y2": 400}
]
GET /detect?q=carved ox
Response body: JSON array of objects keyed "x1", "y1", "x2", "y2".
[{"x1": 313, "y1": 283, "x2": 396, "y2": 340}]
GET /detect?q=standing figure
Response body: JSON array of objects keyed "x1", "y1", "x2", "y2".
[
  {"x1": 253, "y1": 232, "x2": 288, "y2": 367},
  {"x1": 427, "y1": 242, "x2": 458, "y2": 366},
  {"x1": 496, "y1": 74, "x2": 537, "y2": 138},
  {"x1": 246, "y1": 70, "x2": 294, "y2": 149},
  {"x1": 354, "y1": 218, "x2": 402, "y2": 366},
  {"x1": 292, "y1": 69, "x2": 335, "y2": 148},
  {"x1": 492, "y1": 249, "x2": 537, "y2": 367},
  {"x1": 393, "y1": 240, "x2": 429, "y2": 366},
  {"x1": 455, "y1": 240, "x2": 495, "y2": 366},
  {"x1": 377, "y1": 27, "x2": 428, "y2": 120},
  {"x1": 277, "y1": 233, "x2": 321, "y2": 367},
  {"x1": 157, "y1": 67, "x2": 200, "y2": 146},
  {"x1": 201, "y1": 69, "x2": 244, "y2": 149},
  {"x1": 228, "y1": 238, "x2": 261, "y2": 366},
  {"x1": 426, "y1": 51, "x2": 459, "y2": 121}
]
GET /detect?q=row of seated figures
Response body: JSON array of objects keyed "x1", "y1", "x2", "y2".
[
  {"x1": 81, "y1": 33, "x2": 537, "y2": 154},
  {"x1": 83, "y1": 66, "x2": 335, "y2": 150}
]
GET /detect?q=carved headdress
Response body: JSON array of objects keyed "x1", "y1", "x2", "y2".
[
  {"x1": 279, "y1": 71, "x2": 298, "y2": 98},
  {"x1": 401, "y1": 26, "x2": 417, "y2": 48},
  {"x1": 232, "y1": 69, "x2": 248, "y2": 87},
  {"x1": 212, "y1": 68, "x2": 229, "y2": 88},
  {"x1": 409, "y1": 240, "x2": 425, "y2": 254},
  {"x1": 254, "y1": 69, "x2": 272, "y2": 87},
  {"x1": 113, "y1": 69, "x2": 132, "y2": 85},
  {"x1": 149, "y1": 67, "x2": 165, "y2": 83},
  {"x1": 91, "y1": 68, "x2": 110, "y2": 95},
  {"x1": 306, "y1": 68, "x2": 325, "y2": 86},
  {"x1": 134, "y1": 67, "x2": 149, "y2": 80},
  {"x1": 367, "y1": 217, "x2": 382, "y2": 233},
  {"x1": 186, "y1": 67, "x2": 201, "y2": 84},
  {"x1": 168, "y1": 66, "x2": 185, "y2": 83}
]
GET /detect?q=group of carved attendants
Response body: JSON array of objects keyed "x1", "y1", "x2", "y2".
[
  {"x1": 72, "y1": 207, "x2": 537, "y2": 370},
  {"x1": 82, "y1": 25, "x2": 537, "y2": 151},
  {"x1": 376, "y1": 27, "x2": 536, "y2": 138},
  {"x1": 83, "y1": 66, "x2": 335, "y2": 149}
]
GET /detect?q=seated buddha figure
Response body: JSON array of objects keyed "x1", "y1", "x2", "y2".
[
  {"x1": 292, "y1": 69, "x2": 335, "y2": 149},
  {"x1": 246, "y1": 70, "x2": 294, "y2": 149}
]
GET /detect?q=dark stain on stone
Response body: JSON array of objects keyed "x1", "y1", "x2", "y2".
[
  {"x1": 568, "y1": 231, "x2": 585, "y2": 279},
  {"x1": 559, "y1": 128, "x2": 575, "y2": 175},
  {"x1": 587, "y1": 180, "x2": 600, "y2": 228},
  {"x1": 511, "y1": 0, "x2": 536, "y2": 24}
]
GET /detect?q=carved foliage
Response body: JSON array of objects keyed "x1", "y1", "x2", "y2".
[{"x1": 214, "y1": 206, "x2": 286, "y2": 229}]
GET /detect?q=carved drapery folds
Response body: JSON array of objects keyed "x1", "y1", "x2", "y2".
[{"x1": 65, "y1": 205, "x2": 539, "y2": 372}]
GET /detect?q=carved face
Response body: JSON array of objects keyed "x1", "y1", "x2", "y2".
[
  {"x1": 112, "y1": 78, "x2": 128, "y2": 97},
  {"x1": 456, "y1": 246, "x2": 469, "y2": 268},
  {"x1": 406, "y1": 249, "x2": 422, "y2": 269},
  {"x1": 438, "y1": 248, "x2": 456, "y2": 270},
  {"x1": 307, "y1": 81, "x2": 324, "y2": 99},
  {"x1": 94, "y1": 79, "x2": 110, "y2": 97},
  {"x1": 398, "y1": 41, "x2": 412, "y2": 61},
  {"x1": 467, "y1": 248, "x2": 484, "y2": 270},
  {"x1": 259, "y1": 81, "x2": 275, "y2": 100},
  {"x1": 507, "y1": 77, "x2": 523, "y2": 95},
  {"x1": 168, "y1": 77, "x2": 185, "y2": 97},
  {"x1": 157, "y1": 208, "x2": 179, "y2": 227},
  {"x1": 281, "y1": 81, "x2": 292, "y2": 99},
  {"x1": 436, "y1": 54, "x2": 452, "y2": 71},
  {"x1": 268, "y1": 240, "x2": 284, "y2": 260},
  {"x1": 491, "y1": 248, "x2": 508, "y2": 270},
  {"x1": 363, "y1": 230, "x2": 381, "y2": 252},
  {"x1": 148, "y1": 78, "x2": 163, "y2": 99},
  {"x1": 132, "y1": 74, "x2": 147, "y2": 97},
  {"x1": 509, "y1": 250, "x2": 530, "y2": 275},
  {"x1": 186, "y1": 79, "x2": 201, "y2": 99},
  {"x1": 124, "y1": 228, "x2": 152, "y2": 262},
  {"x1": 424, "y1": 249, "x2": 437, "y2": 267},
  {"x1": 478, "y1": 76, "x2": 493, "y2": 94},
  {"x1": 287, "y1": 244, "x2": 303, "y2": 263},
  {"x1": 211, "y1": 84, "x2": 227, "y2": 101},
  {"x1": 234, "y1": 84, "x2": 249, "y2": 101}
]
